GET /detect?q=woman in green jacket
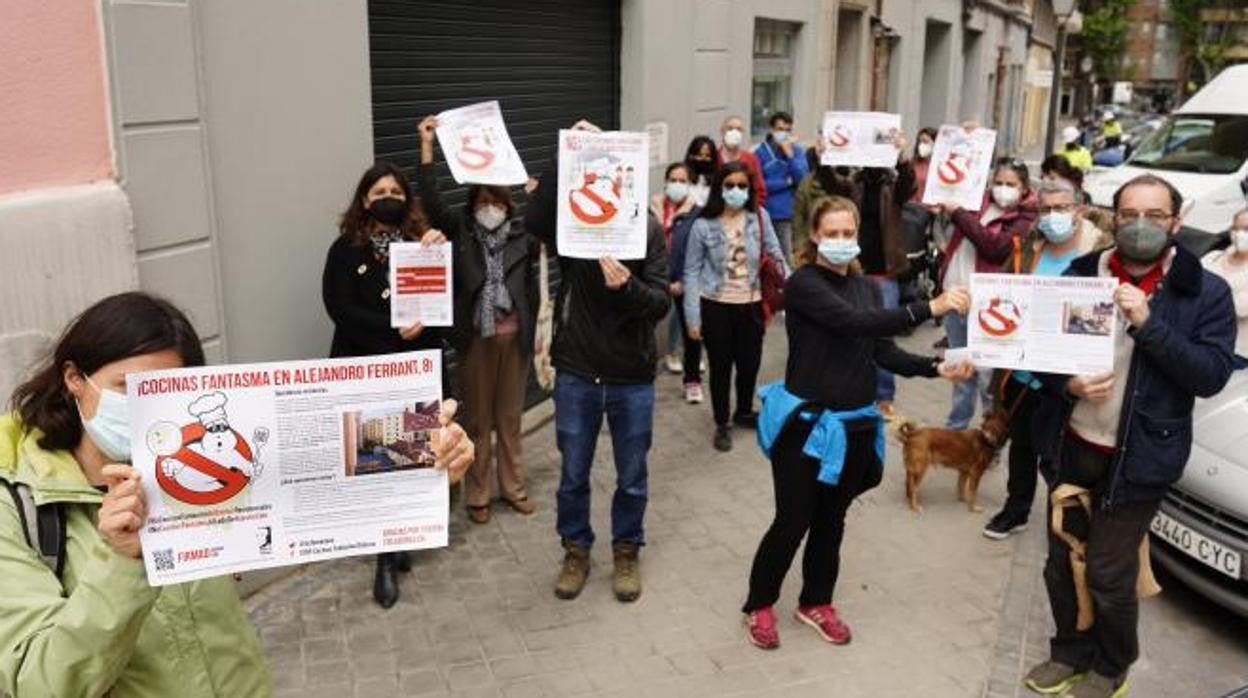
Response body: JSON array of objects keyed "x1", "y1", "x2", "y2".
[{"x1": 0, "y1": 292, "x2": 477, "y2": 697}]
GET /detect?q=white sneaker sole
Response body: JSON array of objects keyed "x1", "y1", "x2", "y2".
[{"x1": 983, "y1": 523, "x2": 1028, "y2": 540}]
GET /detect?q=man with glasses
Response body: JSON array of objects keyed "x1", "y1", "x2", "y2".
[
  {"x1": 983, "y1": 179, "x2": 1110, "y2": 541},
  {"x1": 1024, "y1": 175, "x2": 1238, "y2": 698}
]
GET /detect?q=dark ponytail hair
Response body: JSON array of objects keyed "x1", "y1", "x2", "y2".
[{"x1": 11, "y1": 292, "x2": 204, "y2": 452}]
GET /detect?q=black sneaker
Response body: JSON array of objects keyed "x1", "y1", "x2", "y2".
[
  {"x1": 732, "y1": 412, "x2": 758, "y2": 429},
  {"x1": 983, "y1": 511, "x2": 1028, "y2": 540},
  {"x1": 713, "y1": 426, "x2": 732, "y2": 452}
]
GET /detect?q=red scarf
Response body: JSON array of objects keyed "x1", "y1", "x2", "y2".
[{"x1": 1108, "y1": 250, "x2": 1166, "y2": 295}]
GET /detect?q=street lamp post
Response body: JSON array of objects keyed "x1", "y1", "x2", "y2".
[{"x1": 1044, "y1": 0, "x2": 1079, "y2": 156}]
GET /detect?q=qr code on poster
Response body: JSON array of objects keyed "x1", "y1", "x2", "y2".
[{"x1": 153, "y1": 548, "x2": 175, "y2": 572}]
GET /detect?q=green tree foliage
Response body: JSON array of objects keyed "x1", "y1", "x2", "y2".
[
  {"x1": 1080, "y1": 0, "x2": 1136, "y2": 81},
  {"x1": 1171, "y1": 0, "x2": 1242, "y2": 86}
]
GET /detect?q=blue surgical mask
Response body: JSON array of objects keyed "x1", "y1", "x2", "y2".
[
  {"x1": 665, "y1": 181, "x2": 690, "y2": 203},
  {"x1": 818, "y1": 238, "x2": 861, "y2": 265},
  {"x1": 1038, "y1": 212, "x2": 1076, "y2": 244},
  {"x1": 722, "y1": 187, "x2": 749, "y2": 209},
  {"x1": 79, "y1": 376, "x2": 132, "y2": 462}
]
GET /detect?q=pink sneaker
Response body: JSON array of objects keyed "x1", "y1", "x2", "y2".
[
  {"x1": 745, "y1": 607, "x2": 780, "y2": 649},
  {"x1": 795, "y1": 605, "x2": 852, "y2": 645}
]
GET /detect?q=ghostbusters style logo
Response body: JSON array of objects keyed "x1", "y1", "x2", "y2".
[
  {"x1": 568, "y1": 156, "x2": 637, "y2": 226},
  {"x1": 147, "y1": 392, "x2": 268, "y2": 506},
  {"x1": 828, "y1": 125, "x2": 852, "y2": 149},
  {"x1": 455, "y1": 125, "x2": 497, "y2": 171},
  {"x1": 937, "y1": 152, "x2": 970, "y2": 186},
  {"x1": 978, "y1": 297, "x2": 1023, "y2": 338}
]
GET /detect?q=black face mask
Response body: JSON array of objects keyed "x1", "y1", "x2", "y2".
[
  {"x1": 689, "y1": 159, "x2": 714, "y2": 177},
  {"x1": 369, "y1": 197, "x2": 407, "y2": 227}
]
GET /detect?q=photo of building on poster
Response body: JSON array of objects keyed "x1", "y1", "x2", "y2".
[
  {"x1": 556, "y1": 128, "x2": 650, "y2": 259},
  {"x1": 342, "y1": 400, "x2": 441, "y2": 476}
]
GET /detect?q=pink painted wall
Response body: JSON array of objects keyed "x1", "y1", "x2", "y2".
[{"x1": 0, "y1": 2, "x2": 113, "y2": 195}]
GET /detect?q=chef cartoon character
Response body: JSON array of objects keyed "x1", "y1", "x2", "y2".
[
  {"x1": 568, "y1": 154, "x2": 623, "y2": 225},
  {"x1": 156, "y1": 392, "x2": 267, "y2": 503}
]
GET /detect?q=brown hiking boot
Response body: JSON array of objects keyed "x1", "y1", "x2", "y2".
[
  {"x1": 554, "y1": 540, "x2": 590, "y2": 600},
  {"x1": 612, "y1": 541, "x2": 642, "y2": 602}
]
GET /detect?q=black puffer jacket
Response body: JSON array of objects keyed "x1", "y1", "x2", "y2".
[{"x1": 524, "y1": 168, "x2": 670, "y2": 384}]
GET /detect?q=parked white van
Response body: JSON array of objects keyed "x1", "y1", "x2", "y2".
[{"x1": 1085, "y1": 64, "x2": 1248, "y2": 234}]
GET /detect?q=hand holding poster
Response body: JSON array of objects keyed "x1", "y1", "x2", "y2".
[
  {"x1": 435, "y1": 101, "x2": 528, "y2": 186},
  {"x1": 819, "y1": 111, "x2": 903, "y2": 168},
  {"x1": 389, "y1": 241, "x2": 453, "y2": 328},
  {"x1": 968, "y1": 273, "x2": 1118, "y2": 375},
  {"x1": 129, "y1": 351, "x2": 448, "y2": 586},
  {"x1": 921, "y1": 125, "x2": 998, "y2": 212},
  {"x1": 556, "y1": 129, "x2": 650, "y2": 260}
]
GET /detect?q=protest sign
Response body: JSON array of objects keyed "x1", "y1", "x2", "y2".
[
  {"x1": 435, "y1": 101, "x2": 528, "y2": 186},
  {"x1": 921, "y1": 125, "x2": 998, "y2": 212},
  {"x1": 389, "y1": 241, "x2": 453, "y2": 328},
  {"x1": 129, "y1": 351, "x2": 448, "y2": 586},
  {"x1": 968, "y1": 273, "x2": 1118, "y2": 375},
  {"x1": 819, "y1": 111, "x2": 903, "y2": 168},
  {"x1": 556, "y1": 129, "x2": 649, "y2": 260}
]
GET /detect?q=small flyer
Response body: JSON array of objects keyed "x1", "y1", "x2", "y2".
[
  {"x1": 820, "y1": 111, "x2": 903, "y2": 168},
  {"x1": 968, "y1": 273, "x2": 1118, "y2": 375},
  {"x1": 556, "y1": 129, "x2": 650, "y2": 260},
  {"x1": 389, "y1": 242, "x2": 453, "y2": 329},
  {"x1": 434, "y1": 100, "x2": 528, "y2": 186},
  {"x1": 921, "y1": 125, "x2": 999, "y2": 212},
  {"x1": 129, "y1": 351, "x2": 448, "y2": 586}
]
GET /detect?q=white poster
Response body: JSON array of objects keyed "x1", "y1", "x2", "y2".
[
  {"x1": 819, "y1": 111, "x2": 903, "y2": 168},
  {"x1": 435, "y1": 100, "x2": 528, "y2": 186},
  {"x1": 129, "y1": 351, "x2": 448, "y2": 586},
  {"x1": 921, "y1": 125, "x2": 999, "y2": 212},
  {"x1": 556, "y1": 129, "x2": 650, "y2": 260},
  {"x1": 389, "y1": 242, "x2": 453, "y2": 328},
  {"x1": 968, "y1": 273, "x2": 1118, "y2": 375}
]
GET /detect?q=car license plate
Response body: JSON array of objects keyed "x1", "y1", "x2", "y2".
[{"x1": 1151, "y1": 510, "x2": 1242, "y2": 580}]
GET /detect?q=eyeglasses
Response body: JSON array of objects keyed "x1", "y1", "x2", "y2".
[
  {"x1": 722, "y1": 183, "x2": 750, "y2": 191},
  {"x1": 1038, "y1": 203, "x2": 1077, "y2": 215},
  {"x1": 1115, "y1": 210, "x2": 1174, "y2": 224}
]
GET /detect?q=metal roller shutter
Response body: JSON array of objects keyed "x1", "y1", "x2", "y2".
[{"x1": 367, "y1": 0, "x2": 621, "y2": 405}]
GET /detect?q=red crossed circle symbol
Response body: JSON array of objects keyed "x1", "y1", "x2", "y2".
[
  {"x1": 456, "y1": 135, "x2": 495, "y2": 171},
  {"x1": 937, "y1": 154, "x2": 968, "y2": 185},
  {"x1": 829, "y1": 126, "x2": 851, "y2": 148},
  {"x1": 568, "y1": 173, "x2": 618, "y2": 225},
  {"x1": 155, "y1": 423, "x2": 254, "y2": 506},
  {"x1": 977, "y1": 298, "x2": 1022, "y2": 337}
]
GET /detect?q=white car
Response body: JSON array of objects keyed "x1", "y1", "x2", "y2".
[
  {"x1": 1085, "y1": 64, "x2": 1248, "y2": 235},
  {"x1": 1150, "y1": 370, "x2": 1248, "y2": 617}
]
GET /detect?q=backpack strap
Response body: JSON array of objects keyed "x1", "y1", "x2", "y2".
[{"x1": 3, "y1": 480, "x2": 66, "y2": 580}]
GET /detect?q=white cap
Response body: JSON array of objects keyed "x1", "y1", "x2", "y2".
[
  {"x1": 188, "y1": 391, "x2": 229, "y2": 430},
  {"x1": 1103, "y1": 111, "x2": 1115, "y2": 121},
  {"x1": 1062, "y1": 126, "x2": 1081, "y2": 143}
]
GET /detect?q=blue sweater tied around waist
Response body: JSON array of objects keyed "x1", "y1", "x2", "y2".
[{"x1": 756, "y1": 382, "x2": 885, "y2": 486}]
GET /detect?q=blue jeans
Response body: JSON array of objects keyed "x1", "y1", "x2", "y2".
[
  {"x1": 873, "y1": 277, "x2": 899, "y2": 402},
  {"x1": 554, "y1": 373, "x2": 654, "y2": 549},
  {"x1": 944, "y1": 312, "x2": 993, "y2": 429}
]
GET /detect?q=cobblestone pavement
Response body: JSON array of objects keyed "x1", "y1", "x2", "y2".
[{"x1": 247, "y1": 323, "x2": 1248, "y2": 697}]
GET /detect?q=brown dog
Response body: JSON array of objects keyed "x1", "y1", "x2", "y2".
[{"x1": 895, "y1": 408, "x2": 1010, "y2": 513}]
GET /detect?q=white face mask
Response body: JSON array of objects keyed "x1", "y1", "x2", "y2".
[
  {"x1": 772, "y1": 130, "x2": 790, "y2": 144},
  {"x1": 78, "y1": 376, "x2": 132, "y2": 462},
  {"x1": 992, "y1": 185, "x2": 1021, "y2": 209},
  {"x1": 723, "y1": 129, "x2": 744, "y2": 148},
  {"x1": 474, "y1": 204, "x2": 507, "y2": 230},
  {"x1": 917, "y1": 142, "x2": 933, "y2": 159},
  {"x1": 1232, "y1": 228, "x2": 1248, "y2": 253}
]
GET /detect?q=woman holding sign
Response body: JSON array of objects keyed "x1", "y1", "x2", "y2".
[
  {"x1": 0, "y1": 294, "x2": 474, "y2": 696},
  {"x1": 742, "y1": 198, "x2": 972, "y2": 650},
  {"x1": 933, "y1": 157, "x2": 1038, "y2": 430},
  {"x1": 684, "y1": 161, "x2": 787, "y2": 452},
  {"x1": 416, "y1": 115, "x2": 539, "y2": 526},
  {"x1": 322, "y1": 162, "x2": 450, "y2": 608}
]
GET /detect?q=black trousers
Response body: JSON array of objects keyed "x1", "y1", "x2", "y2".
[
  {"x1": 1000, "y1": 378, "x2": 1042, "y2": 521},
  {"x1": 1045, "y1": 437, "x2": 1161, "y2": 678},
  {"x1": 673, "y1": 294, "x2": 704, "y2": 384},
  {"x1": 743, "y1": 418, "x2": 878, "y2": 612},
  {"x1": 700, "y1": 298, "x2": 764, "y2": 426}
]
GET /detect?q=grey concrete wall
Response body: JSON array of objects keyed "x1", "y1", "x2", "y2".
[{"x1": 193, "y1": 0, "x2": 374, "y2": 364}]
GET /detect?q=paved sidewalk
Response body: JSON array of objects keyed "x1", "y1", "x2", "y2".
[{"x1": 246, "y1": 323, "x2": 1248, "y2": 697}]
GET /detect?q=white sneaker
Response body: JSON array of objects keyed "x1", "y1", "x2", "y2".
[
  {"x1": 665, "y1": 354, "x2": 683, "y2": 374},
  {"x1": 684, "y1": 382, "x2": 704, "y2": 404}
]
